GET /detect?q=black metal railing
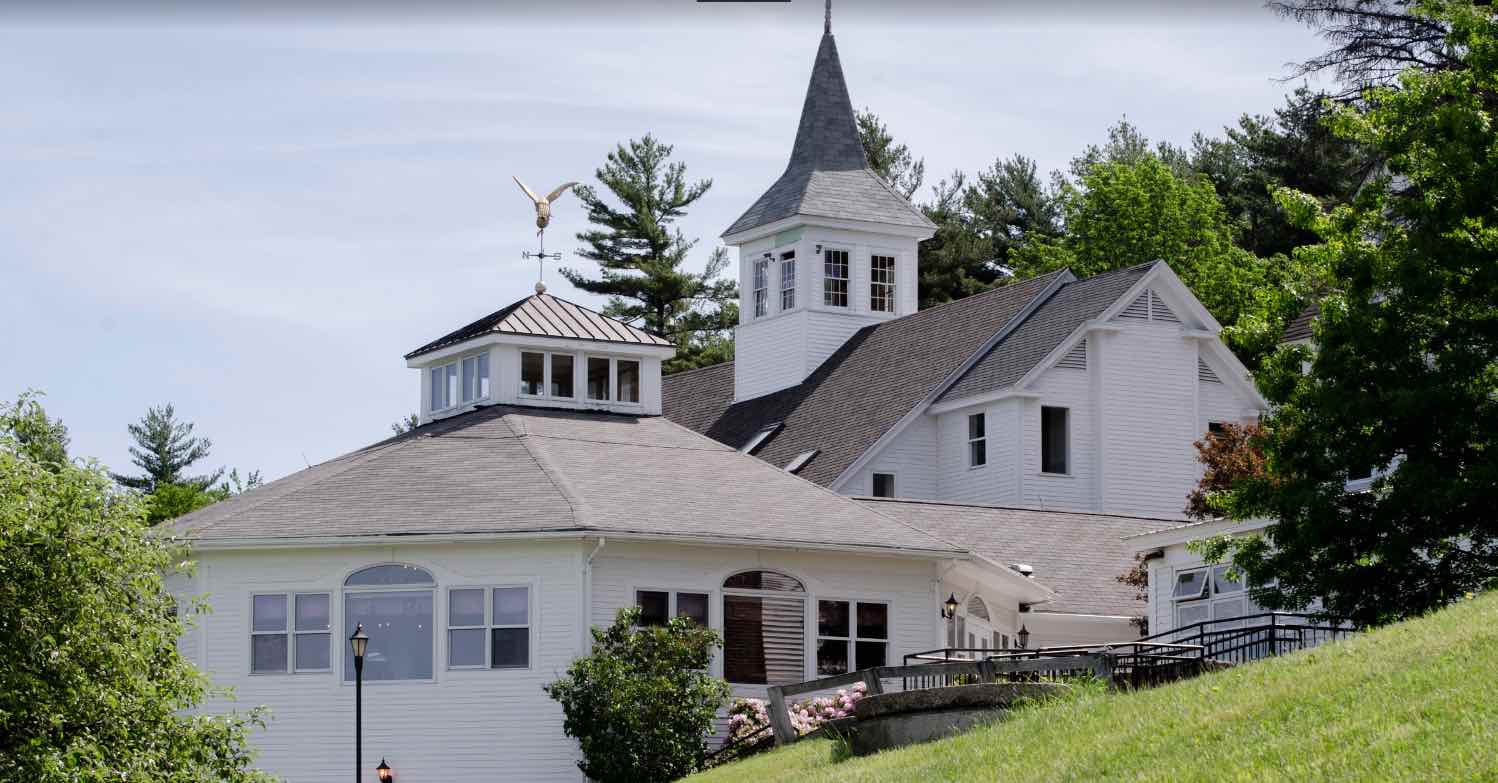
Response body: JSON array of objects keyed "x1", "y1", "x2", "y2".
[
  {"x1": 1136, "y1": 612, "x2": 1354, "y2": 664},
  {"x1": 903, "y1": 642, "x2": 1209, "y2": 689}
]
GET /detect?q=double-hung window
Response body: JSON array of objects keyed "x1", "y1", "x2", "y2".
[
  {"x1": 448, "y1": 586, "x2": 531, "y2": 670},
  {"x1": 816, "y1": 600, "x2": 889, "y2": 675},
  {"x1": 429, "y1": 353, "x2": 491, "y2": 412},
  {"x1": 823, "y1": 249, "x2": 849, "y2": 307},
  {"x1": 780, "y1": 251, "x2": 797, "y2": 310},
  {"x1": 967, "y1": 413, "x2": 987, "y2": 468},
  {"x1": 251, "y1": 592, "x2": 331, "y2": 674},
  {"x1": 1041, "y1": 406, "x2": 1069, "y2": 474},
  {"x1": 520, "y1": 351, "x2": 576, "y2": 400},
  {"x1": 635, "y1": 589, "x2": 710, "y2": 627},
  {"x1": 870, "y1": 255, "x2": 896, "y2": 312},
  {"x1": 753, "y1": 259, "x2": 769, "y2": 318}
]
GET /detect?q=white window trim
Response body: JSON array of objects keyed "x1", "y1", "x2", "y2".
[
  {"x1": 249, "y1": 591, "x2": 332, "y2": 675},
  {"x1": 341, "y1": 575, "x2": 438, "y2": 685},
  {"x1": 1172, "y1": 565, "x2": 1250, "y2": 628},
  {"x1": 815, "y1": 597, "x2": 892, "y2": 676},
  {"x1": 822, "y1": 247, "x2": 851, "y2": 308},
  {"x1": 780, "y1": 251, "x2": 797, "y2": 311},
  {"x1": 720, "y1": 573, "x2": 810, "y2": 685},
  {"x1": 870, "y1": 254, "x2": 896, "y2": 313},
  {"x1": 632, "y1": 586, "x2": 713, "y2": 628},
  {"x1": 1040, "y1": 406, "x2": 1070, "y2": 476},
  {"x1": 967, "y1": 412, "x2": 987, "y2": 470},
  {"x1": 445, "y1": 583, "x2": 535, "y2": 672},
  {"x1": 429, "y1": 350, "x2": 492, "y2": 414},
  {"x1": 753, "y1": 258, "x2": 770, "y2": 318},
  {"x1": 871, "y1": 471, "x2": 897, "y2": 498}
]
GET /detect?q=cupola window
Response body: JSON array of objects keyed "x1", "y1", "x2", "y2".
[
  {"x1": 870, "y1": 255, "x2": 896, "y2": 312},
  {"x1": 823, "y1": 249, "x2": 849, "y2": 307},
  {"x1": 780, "y1": 251, "x2": 797, "y2": 310},
  {"x1": 753, "y1": 258, "x2": 769, "y2": 318},
  {"x1": 430, "y1": 352, "x2": 490, "y2": 412}
]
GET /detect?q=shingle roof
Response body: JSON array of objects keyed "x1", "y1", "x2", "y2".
[
  {"x1": 857, "y1": 498, "x2": 1171, "y2": 617},
  {"x1": 404, "y1": 293, "x2": 670, "y2": 360},
  {"x1": 172, "y1": 405, "x2": 965, "y2": 556},
  {"x1": 723, "y1": 33, "x2": 932, "y2": 238},
  {"x1": 1282, "y1": 302, "x2": 1318, "y2": 343},
  {"x1": 937, "y1": 263, "x2": 1155, "y2": 403},
  {"x1": 662, "y1": 271, "x2": 1067, "y2": 487}
]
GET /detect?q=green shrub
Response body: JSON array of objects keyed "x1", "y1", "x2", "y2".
[{"x1": 544, "y1": 607, "x2": 731, "y2": 783}]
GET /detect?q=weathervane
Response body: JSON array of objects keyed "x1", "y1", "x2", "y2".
[{"x1": 513, "y1": 175, "x2": 579, "y2": 294}]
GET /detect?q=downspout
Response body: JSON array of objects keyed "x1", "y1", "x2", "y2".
[{"x1": 581, "y1": 537, "x2": 606, "y2": 654}]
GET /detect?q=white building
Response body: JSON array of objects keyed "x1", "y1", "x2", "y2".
[{"x1": 173, "y1": 17, "x2": 1273, "y2": 783}]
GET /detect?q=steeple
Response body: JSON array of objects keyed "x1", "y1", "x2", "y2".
[{"x1": 721, "y1": 19, "x2": 931, "y2": 240}]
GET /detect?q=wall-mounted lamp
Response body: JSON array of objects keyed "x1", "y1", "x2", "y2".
[
  {"x1": 376, "y1": 758, "x2": 393, "y2": 782},
  {"x1": 815, "y1": 243, "x2": 823, "y2": 254},
  {"x1": 1016, "y1": 624, "x2": 1030, "y2": 650},
  {"x1": 762, "y1": 252, "x2": 773, "y2": 260},
  {"x1": 941, "y1": 593, "x2": 959, "y2": 620}
]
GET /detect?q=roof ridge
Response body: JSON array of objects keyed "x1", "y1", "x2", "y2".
[
  {"x1": 497, "y1": 410, "x2": 590, "y2": 530},
  {"x1": 851, "y1": 495, "x2": 1183, "y2": 524}
]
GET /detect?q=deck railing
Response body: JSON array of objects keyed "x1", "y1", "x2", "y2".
[{"x1": 1136, "y1": 612, "x2": 1354, "y2": 664}]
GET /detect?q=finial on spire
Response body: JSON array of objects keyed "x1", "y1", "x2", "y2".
[{"x1": 824, "y1": 0, "x2": 831, "y2": 34}]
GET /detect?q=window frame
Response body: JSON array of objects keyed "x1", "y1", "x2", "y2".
[
  {"x1": 1172, "y1": 565, "x2": 1251, "y2": 629},
  {"x1": 341, "y1": 565, "x2": 438, "y2": 685},
  {"x1": 869, "y1": 254, "x2": 896, "y2": 313},
  {"x1": 1040, "y1": 406, "x2": 1070, "y2": 475},
  {"x1": 720, "y1": 569, "x2": 809, "y2": 685},
  {"x1": 822, "y1": 248, "x2": 850, "y2": 308},
  {"x1": 779, "y1": 251, "x2": 797, "y2": 311},
  {"x1": 967, "y1": 412, "x2": 987, "y2": 469},
  {"x1": 632, "y1": 587, "x2": 713, "y2": 629},
  {"x1": 753, "y1": 258, "x2": 769, "y2": 318},
  {"x1": 429, "y1": 350, "x2": 492, "y2": 413},
  {"x1": 249, "y1": 591, "x2": 332, "y2": 675},
  {"x1": 815, "y1": 598, "x2": 891, "y2": 676},
  {"x1": 519, "y1": 351, "x2": 588, "y2": 402},
  {"x1": 871, "y1": 472, "x2": 896, "y2": 498}
]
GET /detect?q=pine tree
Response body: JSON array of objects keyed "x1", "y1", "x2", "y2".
[
  {"x1": 111, "y1": 403, "x2": 222, "y2": 492},
  {"x1": 561, "y1": 135, "x2": 737, "y2": 373},
  {"x1": 856, "y1": 108, "x2": 925, "y2": 199}
]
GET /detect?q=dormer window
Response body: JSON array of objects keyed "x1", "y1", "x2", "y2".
[
  {"x1": 430, "y1": 352, "x2": 490, "y2": 412},
  {"x1": 780, "y1": 251, "x2": 797, "y2": 310},
  {"x1": 753, "y1": 259, "x2": 769, "y2": 318},
  {"x1": 823, "y1": 249, "x2": 849, "y2": 307},
  {"x1": 870, "y1": 255, "x2": 895, "y2": 312},
  {"x1": 520, "y1": 351, "x2": 573, "y2": 399}
]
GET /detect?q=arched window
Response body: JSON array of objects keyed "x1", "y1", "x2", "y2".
[
  {"x1": 343, "y1": 564, "x2": 435, "y2": 682},
  {"x1": 966, "y1": 595, "x2": 991, "y2": 622},
  {"x1": 721, "y1": 570, "x2": 805, "y2": 685}
]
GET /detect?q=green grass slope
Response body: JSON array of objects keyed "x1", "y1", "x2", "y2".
[{"x1": 688, "y1": 592, "x2": 1498, "y2": 782}]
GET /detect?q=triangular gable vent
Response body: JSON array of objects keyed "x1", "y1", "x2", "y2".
[
  {"x1": 1056, "y1": 339, "x2": 1087, "y2": 370},
  {"x1": 1114, "y1": 289, "x2": 1180, "y2": 323},
  {"x1": 1198, "y1": 358, "x2": 1223, "y2": 384}
]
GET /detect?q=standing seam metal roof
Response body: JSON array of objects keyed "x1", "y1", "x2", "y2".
[{"x1": 404, "y1": 293, "x2": 670, "y2": 360}]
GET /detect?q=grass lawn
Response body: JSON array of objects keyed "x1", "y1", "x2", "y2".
[{"x1": 687, "y1": 591, "x2": 1498, "y2": 782}]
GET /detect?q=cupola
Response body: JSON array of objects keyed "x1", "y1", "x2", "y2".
[{"x1": 404, "y1": 292, "x2": 675, "y2": 423}]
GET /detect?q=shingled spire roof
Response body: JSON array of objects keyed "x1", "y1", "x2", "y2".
[{"x1": 722, "y1": 31, "x2": 934, "y2": 239}]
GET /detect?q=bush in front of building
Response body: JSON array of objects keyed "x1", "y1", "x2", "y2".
[{"x1": 545, "y1": 607, "x2": 731, "y2": 783}]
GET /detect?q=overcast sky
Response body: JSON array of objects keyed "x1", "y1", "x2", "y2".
[{"x1": 0, "y1": 1, "x2": 1331, "y2": 484}]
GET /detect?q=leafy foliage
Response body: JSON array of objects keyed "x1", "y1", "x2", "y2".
[
  {"x1": 1, "y1": 391, "x2": 69, "y2": 469},
  {"x1": 1202, "y1": 0, "x2": 1498, "y2": 626},
  {"x1": 856, "y1": 109, "x2": 925, "y2": 199},
  {"x1": 0, "y1": 402, "x2": 270, "y2": 782},
  {"x1": 1184, "y1": 423, "x2": 1269, "y2": 521},
  {"x1": 563, "y1": 135, "x2": 738, "y2": 373},
  {"x1": 544, "y1": 607, "x2": 730, "y2": 783},
  {"x1": 390, "y1": 412, "x2": 420, "y2": 436},
  {"x1": 111, "y1": 403, "x2": 222, "y2": 492}
]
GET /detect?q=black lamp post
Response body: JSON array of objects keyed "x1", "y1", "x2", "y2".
[
  {"x1": 376, "y1": 758, "x2": 393, "y2": 782},
  {"x1": 350, "y1": 624, "x2": 369, "y2": 783},
  {"x1": 1016, "y1": 624, "x2": 1030, "y2": 650}
]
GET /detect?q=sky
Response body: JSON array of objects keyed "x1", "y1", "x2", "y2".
[{"x1": 0, "y1": 0, "x2": 1332, "y2": 484}]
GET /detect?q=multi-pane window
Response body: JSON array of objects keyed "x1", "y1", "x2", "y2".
[
  {"x1": 1173, "y1": 565, "x2": 1249, "y2": 628},
  {"x1": 871, "y1": 472, "x2": 896, "y2": 498},
  {"x1": 823, "y1": 249, "x2": 849, "y2": 307},
  {"x1": 580, "y1": 356, "x2": 641, "y2": 404},
  {"x1": 635, "y1": 589, "x2": 710, "y2": 627},
  {"x1": 753, "y1": 259, "x2": 769, "y2": 318},
  {"x1": 1041, "y1": 406, "x2": 1069, "y2": 474},
  {"x1": 967, "y1": 413, "x2": 987, "y2": 468},
  {"x1": 780, "y1": 251, "x2": 797, "y2": 310},
  {"x1": 616, "y1": 359, "x2": 640, "y2": 403},
  {"x1": 520, "y1": 352, "x2": 577, "y2": 399},
  {"x1": 430, "y1": 353, "x2": 491, "y2": 412},
  {"x1": 251, "y1": 592, "x2": 331, "y2": 674},
  {"x1": 343, "y1": 564, "x2": 435, "y2": 682},
  {"x1": 870, "y1": 255, "x2": 896, "y2": 313},
  {"x1": 816, "y1": 600, "x2": 889, "y2": 675},
  {"x1": 448, "y1": 586, "x2": 531, "y2": 669},
  {"x1": 722, "y1": 570, "x2": 806, "y2": 685}
]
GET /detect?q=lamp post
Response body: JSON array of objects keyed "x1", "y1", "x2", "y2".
[{"x1": 350, "y1": 624, "x2": 369, "y2": 783}]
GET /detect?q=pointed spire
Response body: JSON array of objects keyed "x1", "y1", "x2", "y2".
[
  {"x1": 825, "y1": 0, "x2": 831, "y2": 34},
  {"x1": 786, "y1": 26, "x2": 867, "y2": 173}
]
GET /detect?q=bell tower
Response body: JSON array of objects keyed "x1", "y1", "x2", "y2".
[{"x1": 722, "y1": 15, "x2": 934, "y2": 402}]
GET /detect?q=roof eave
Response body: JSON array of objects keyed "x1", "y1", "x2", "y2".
[{"x1": 722, "y1": 210, "x2": 936, "y2": 245}]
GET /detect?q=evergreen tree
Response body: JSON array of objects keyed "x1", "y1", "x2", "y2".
[
  {"x1": 856, "y1": 108, "x2": 925, "y2": 199},
  {"x1": 391, "y1": 412, "x2": 420, "y2": 436},
  {"x1": 1199, "y1": 1, "x2": 1498, "y2": 626},
  {"x1": 562, "y1": 135, "x2": 737, "y2": 373},
  {"x1": 915, "y1": 173, "x2": 996, "y2": 308},
  {"x1": 964, "y1": 154, "x2": 1063, "y2": 275},
  {"x1": 111, "y1": 404, "x2": 223, "y2": 492}
]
